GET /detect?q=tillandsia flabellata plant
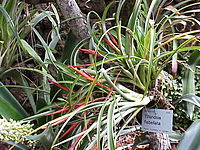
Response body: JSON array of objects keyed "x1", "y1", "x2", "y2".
[{"x1": 20, "y1": 0, "x2": 200, "y2": 149}]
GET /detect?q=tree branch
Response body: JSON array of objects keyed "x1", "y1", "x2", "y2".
[
  {"x1": 56, "y1": 0, "x2": 89, "y2": 41},
  {"x1": 24, "y1": 0, "x2": 89, "y2": 41}
]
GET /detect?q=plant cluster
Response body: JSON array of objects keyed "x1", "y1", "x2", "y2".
[
  {"x1": 0, "y1": 118, "x2": 37, "y2": 148},
  {"x1": 1, "y1": 0, "x2": 200, "y2": 149}
]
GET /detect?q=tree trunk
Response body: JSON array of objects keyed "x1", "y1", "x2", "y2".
[
  {"x1": 56, "y1": 0, "x2": 89, "y2": 41},
  {"x1": 148, "y1": 132, "x2": 171, "y2": 150}
]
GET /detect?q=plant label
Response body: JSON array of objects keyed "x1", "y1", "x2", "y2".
[{"x1": 141, "y1": 108, "x2": 173, "y2": 134}]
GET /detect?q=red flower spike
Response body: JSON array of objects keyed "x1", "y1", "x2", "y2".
[
  {"x1": 79, "y1": 48, "x2": 104, "y2": 57},
  {"x1": 67, "y1": 66, "x2": 111, "y2": 90},
  {"x1": 65, "y1": 64, "x2": 92, "y2": 68},
  {"x1": 59, "y1": 111, "x2": 91, "y2": 139},
  {"x1": 68, "y1": 119, "x2": 94, "y2": 150},
  {"x1": 82, "y1": 70, "x2": 95, "y2": 78},
  {"x1": 45, "y1": 107, "x2": 71, "y2": 116},
  {"x1": 48, "y1": 79, "x2": 70, "y2": 92},
  {"x1": 46, "y1": 102, "x2": 83, "y2": 117},
  {"x1": 69, "y1": 66, "x2": 94, "y2": 81},
  {"x1": 46, "y1": 97, "x2": 106, "y2": 118},
  {"x1": 107, "y1": 32, "x2": 119, "y2": 47},
  {"x1": 53, "y1": 106, "x2": 62, "y2": 109},
  {"x1": 103, "y1": 38, "x2": 120, "y2": 54},
  {"x1": 73, "y1": 64, "x2": 92, "y2": 68},
  {"x1": 50, "y1": 106, "x2": 85, "y2": 128},
  {"x1": 46, "y1": 102, "x2": 85, "y2": 117},
  {"x1": 57, "y1": 99, "x2": 106, "y2": 139},
  {"x1": 68, "y1": 129, "x2": 86, "y2": 150},
  {"x1": 93, "y1": 97, "x2": 107, "y2": 102},
  {"x1": 51, "y1": 118, "x2": 68, "y2": 127},
  {"x1": 106, "y1": 71, "x2": 121, "y2": 100},
  {"x1": 62, "y1": 94, "x2": 68, "y2": 97},
  {"x1": 59, "y1": 122, "x2": 80, "y2": 139},
  {"x1": 96, "y1": 82, "x2": 111, "y2": 90}
]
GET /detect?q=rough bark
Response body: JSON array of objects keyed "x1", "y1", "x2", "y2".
[
  {"x1": 24, "y1": 0, "x2": 89, "y2": 41},
  {"x1": 148, "y1": 132, "x2": 171, "y2": 150},
  {"x1": 56, "y1": 0, "x2": 89, "y2": 41},
  {"x1": 78, "y1": 0, "x2": 106, "y2": 14}
]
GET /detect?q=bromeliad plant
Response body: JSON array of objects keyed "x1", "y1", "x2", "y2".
[
  {"x1": 0, "y1": 2, "x2": 63, "y2": 148},
  {"x1": 0, "y1": 0, "x2": 38, "y2": 70},
  {"x1": 21, "y1": 0, "x2": 200, "y2": 149},
  {"x1": 0, "y1": 1, "x2": 60, "y2": 118}
]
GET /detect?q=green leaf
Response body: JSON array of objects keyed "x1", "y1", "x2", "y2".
[
  {"x1": 4, "y1": 0, "x2": 18, "y2": 17},
  {"x1": 21, "y1": 76, "x2": 36, "y2": 114},
  {"x1": 0, "y1": 97, "x2": 24, "y2": 120},
  {"x1": 0, "y1": 5, "x2": 18, "y2": 38},
  {"x1": 61, "y1": 31, "x2": 79, "y2": 64},
  {"x1": 107, "y1": 100, "x2": 116, "y2": 150},
  {"x1": 18, "y1": 67, "x2": 54, "y2": 80},
  {"x1": 22, "y1": 110, "x2": 54, "y2": 122},
  {"x1": 20, "y1": 39, "x2": 47, "y2": 70},
  {"x1": 177, "y1": 119, "x2": 200, "y2": 150},
  {"x1": 0, "y1": 70, "x2": 38, "y2": 114},
  {"x1": 183, "y1": 51, "x2": 200, "y2": 94},
  {"x1": 182, "y1": 50, "x2": 200, "y2": 119},
  {"x1": 0, "y1": 81, "x2": 27, "y2": 120},
  {"x1": 5, "y1": 141, "x2": 29, "y2": 150},
  {"x1": 31, "y1": 11, "x2": 54, "y2": 27},
  {"x1": 28, "y1": 125, "x2": 55, "y2": 150},
  {"x1": 97, "y1": 102, "x2": 107, "y2": 150},
  {"x1": 182, "y1": 94, "x2": 200, "y2": 108}
]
